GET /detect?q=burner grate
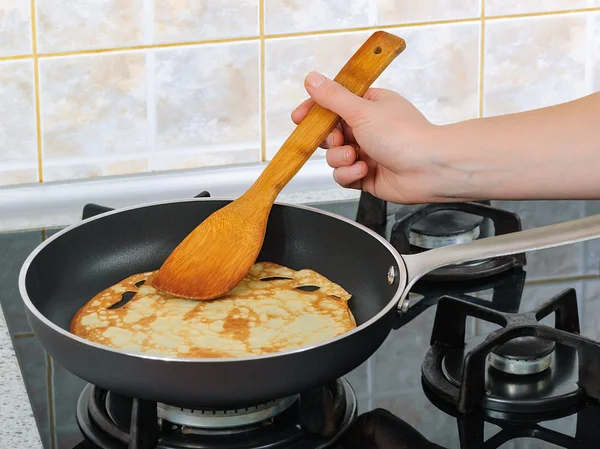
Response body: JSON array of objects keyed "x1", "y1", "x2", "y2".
[
  {"x1": 354, "y1": 193, "x2": 527, "y2": 281},
  {"x1": 421, "y1": 288, "x2": 600, "y2": 415},
  {"x1": 76, "y1": 378, "x2": 357, "y2": 449},
  {"x1": 390, "y1": 202, "x2": 526, "y2": 281}
]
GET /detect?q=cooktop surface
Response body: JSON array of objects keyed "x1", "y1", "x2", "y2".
[{"x1": 2, "y1": 198, "x2": 600, "y2": 449}]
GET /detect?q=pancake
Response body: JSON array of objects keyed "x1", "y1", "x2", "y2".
[{"x1": 70, "y1": 262, "x2": 355, "y2": 358}]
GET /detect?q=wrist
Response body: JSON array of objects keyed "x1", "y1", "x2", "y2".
[{"x1": 423, "y1": 121, "x2": 490, "y2": 201}]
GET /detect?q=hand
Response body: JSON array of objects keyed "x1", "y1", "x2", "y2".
[
  {"x1": 291, "y1": 71, "x2": 472, "y2": 204},
  {"x1": 294, "y1": 73, "x2": 600, "y2": 203},
  {"x1": 341, "y1": 408, "x2": 446, "y2": 449}
]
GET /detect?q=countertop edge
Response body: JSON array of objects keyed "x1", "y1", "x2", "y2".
[{"x1": 0, "y1": 308, "x2": 44, "y2": 448}]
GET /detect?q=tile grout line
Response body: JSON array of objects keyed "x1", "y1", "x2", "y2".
[
  {"x1": 30, "y1": 0, "x2": 43, "y2": 183},
  {"x1": 524, "y1": 274, "x2": 600, "y2": 286},
  {"x1": 259, "y1": 0, "x2": 267, "y2": 162},
  {"x1": 46, "y1": 353, "x2": 56, "y2": 449},
  {"x1": 1, "y1": 7, "x2": 599, "y2": 63},
  {"x1": 12, "y1": 333, "x2": 35, "y2": 339},
  {"x1": 366, "y1": 357, "x2": 374, "y2": 411},
  {"x1": 478, "y1": 0, "x2": 486, "y2": 118},
  {"x1": 0, "y1": 54, "x2": 32, "y2": 62}
]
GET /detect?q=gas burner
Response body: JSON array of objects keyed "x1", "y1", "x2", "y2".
[
  {"x1": 354, "y1": 193, "x2": 527, "y2": 281},
  {"x1": 440, "y1": 333, "x2": 578, "y2": 414},
  {"x1": 421, "y1": 288, "x2": 600, "y2": 416},
  {"x1": 488, "y1": 336, "x2": 555, "y2": 375},
  {"x1": 390, "y1": 202, "x2": 526, "y2": 281},
  {"x1": 76, "y1": 378, "x2": 357, "y2": 449},
  {"x1": 156, "y1": 395, "x2": 299, "y2": 430},
  {"x1": 408, "y1": 209, "x2": 483, "y2": 249}
]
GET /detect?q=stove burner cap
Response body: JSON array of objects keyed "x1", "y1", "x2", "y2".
[
  {"x1": 157, "y1": 395, "x2": 299, "y2": 430},
  {"x1": 493, "y1": 336, "x2": 556, "y2": 360},
  {"x1": 409, "y1": 227, "x2": 481, "y2": 249},
  {"x1": 437, "y1": 334, "x2": 582, "y2": 415},
  {"x1": 407, "y1": 210, "x2": 484, "y2": 249},
  {"x1": 410, "y1": 210, "x2": 484, "y2": 237},
  {"x1": 489, "y1": 336, "x2": 556, "y2": 375}
]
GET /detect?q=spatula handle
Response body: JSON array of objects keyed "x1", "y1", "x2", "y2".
[{"x1": 253, "y1": 31, "x2": 406, "y2": 200}]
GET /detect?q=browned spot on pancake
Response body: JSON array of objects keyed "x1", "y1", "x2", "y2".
[
  {"x1": 221, "y1": 306, "x2": 261, "y2": 344},
  {"x1": 70, "y1": 262, "x2": 355, "y2": 359}
]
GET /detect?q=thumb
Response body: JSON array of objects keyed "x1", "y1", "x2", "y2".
[{"x1": 304, "y1": 71, "x2": 370, "y2": 125}]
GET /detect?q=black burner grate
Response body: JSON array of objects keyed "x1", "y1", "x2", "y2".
[
  {"x1": 76, "y1": 379, "x2": 357, "y2": 449},
  {"x1": 354, "y1": 192, "x2": 527, "y2": 281},
  {"x1": 422, "y1": 288, "x2": 600, "y2": 415}
]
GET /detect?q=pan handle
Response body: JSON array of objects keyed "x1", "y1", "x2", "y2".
[{"x1": 401, "y1": 213, "x2": 600, "y2": 290}]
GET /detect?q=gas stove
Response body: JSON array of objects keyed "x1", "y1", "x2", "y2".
[
  {"x1": 75, "y1": 379, "x2": 356, "y2": 449},
  {"x1": 356, "y1": 193, "x2": 527, "y2": 281},
  {"x1": 2, "y1": 192, "x2": 600, "y2": 448}
]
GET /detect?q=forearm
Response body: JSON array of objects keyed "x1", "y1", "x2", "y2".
[{"x1": 433, "y1": 92, "x2": 600, "y2": 200}]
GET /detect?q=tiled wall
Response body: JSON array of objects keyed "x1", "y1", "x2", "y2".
[{"x1": 1, "y1": 0, "x2": 599, "y2": 187}]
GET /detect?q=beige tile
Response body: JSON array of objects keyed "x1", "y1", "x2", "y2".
[
  {"x1": 0, "y1": 0, "x2": 32, "y2": 57},
  {"x1": 39, "y1": 52, "x2": 147, "y2": 166},
  {"x1": 265, "y1": 32, "x2": 369, "y2": 159},
  {"x1": 265, "y1": 0, "x2": 370, "y2": 35},
  {"x1": 0, "y1": 60, "x2": 37, "y2": 165},
  {"x1": 485, "y1": 0, "x2": 600, "y2": 16},
  {"x1": 0, "y1": 167, "x2": 38, "y2": 186},
  {"x1": 154, "y1": 0, "x2": 258, "y2": 44},
  {"x1": 154, "y1": 42, "x2": 260, "y2": 160},
  {"x1": 483, "y1": 14, "x2": 588, "y2": 116},
  {"x1": 376, "y1": 0, "x2": 480, "y2": 25},
  {"x1": 36, "y1": 0, "x2": 144, "y2": 53},
  {"x1": 43, "y1": 158, "x2": 148, "y2": 182},
  {"x1": 151, "y1": 146, "x2": 260, "y2": 171},
  {"x1": 591, "y1": 12, "x2": 600, "y2": 91},
  {"x1": 374, "y1": 23, "x2": 480, "y2": 125},
  {"x1": 265, "y1": 24, "x2": 479, "y2": 158}
]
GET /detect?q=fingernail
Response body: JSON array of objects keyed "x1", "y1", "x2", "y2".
[
  {"x1": 325, "y1": 133, "x2": 334, "y2": 147},
  {"x1": 306, "y1": 71, "x2": 325, "y2": 88},
  {"x1": 343, "y1": 148, "x2": 348, "y2": 162},
  {"x1": 349, "y1": 163, "x2": 363, "y2": 177}
]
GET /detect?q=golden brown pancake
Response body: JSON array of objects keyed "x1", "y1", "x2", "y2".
[{"x1": 70, "y1": 262, "x2": 355, "y2": 358}]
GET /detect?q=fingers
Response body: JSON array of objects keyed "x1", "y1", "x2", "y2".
[
  {"x1": 325, "y1": 145, "x2": 358, "y2": 168},
  {"x1": 291, "y1": 103, "x2": 346, "y2": 149},
  {"x1": 292, "y1": 86, "x2": 388, "y2": 125},
  {"x1": 333, "y1": 161, "x2": 368, "y2": 189},
  {"x1": 290, "y1": 98, "x2": 314, "y2": 124},
  {"x1": 303, "y1": 71, "x2": 371, "y2": 124},
  {"x1": 322, "y1": 127, "x2": 344, "y2": 149}
]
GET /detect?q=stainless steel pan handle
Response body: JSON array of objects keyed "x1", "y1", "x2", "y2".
[{"x1": 401, "y1": 213, "x2": 600, "y2": 291}]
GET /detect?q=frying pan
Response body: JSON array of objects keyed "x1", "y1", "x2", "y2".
[{"x1": 18, "y1": 198, "x2": 600, "y2": 408}]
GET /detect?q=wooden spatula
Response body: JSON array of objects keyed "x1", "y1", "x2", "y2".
[{"x1": 152, "y1": 31, "x2": 407, "y2": 300}]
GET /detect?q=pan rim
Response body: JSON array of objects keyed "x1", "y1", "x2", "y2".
[{"x1": 18, "y1": 197, "x2": 407, "y2": 364}]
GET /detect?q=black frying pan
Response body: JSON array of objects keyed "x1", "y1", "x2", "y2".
[{"x1": 18, "y1": 198, "x2": 600, "y2": 408}]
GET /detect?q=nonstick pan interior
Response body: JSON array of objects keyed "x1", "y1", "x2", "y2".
[
  {"x1": 26, "y1": 199, "x2": 400, "y2": 330},
  {"x1": 21, "y1": 199, "x2": 404, "y2": 407}
]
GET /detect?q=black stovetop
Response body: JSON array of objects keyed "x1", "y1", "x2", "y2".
[{"x1": 3, "y1": 197, "x2": 600, "y2": 449}]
